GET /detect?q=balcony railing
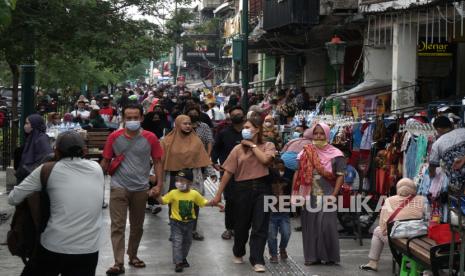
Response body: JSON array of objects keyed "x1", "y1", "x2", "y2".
[{"x1": 263, "y1": 0, "x2": 319, "y2": 31}]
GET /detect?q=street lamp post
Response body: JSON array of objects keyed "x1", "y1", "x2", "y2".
[
  {"x1": 325, "y1": 35, "x2": 347, "y2": 94},
  {"x1": 240, "y1": 0, "x2": 249, "y2": 111}
]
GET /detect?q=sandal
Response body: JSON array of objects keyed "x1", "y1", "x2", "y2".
[
  {"x1": 129, "y1": 257, "x2": 146, "y2": 268},
  {"x1": 106, "y1": 264, "x2": 125, "y2": 275},
  {"x1": 221, "y1": 230, "x2": 232, "y2": 240},
  {"x1": 359, "y1": 264, "x2": 377, "y2": 271}
]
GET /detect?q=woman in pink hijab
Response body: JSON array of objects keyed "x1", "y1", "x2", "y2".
[{"x1": 293, "y1": 123, "x2": 346, "y2": 266}]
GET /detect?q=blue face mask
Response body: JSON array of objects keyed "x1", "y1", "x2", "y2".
[
  {"x1": 242, "y1": 129, "x2": 254, "y2": 140},
  {"x1": 292, "y1": 132, "x2": 301, "y2": 139},
  {"x1": 125, "y1": 120, "x2": 141, "y2": 131}
]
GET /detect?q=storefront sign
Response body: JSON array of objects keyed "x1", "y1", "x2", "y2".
[
  {"x1": 417, "y1": 41, "x2": 453, "y2": 57},
  {"x1": 183, "y1": 40, "x2": 218, "y2": 62}
]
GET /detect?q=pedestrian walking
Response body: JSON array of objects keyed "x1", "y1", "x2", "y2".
[
  {"x1": 9, "y1": 131, "x2": 104, "y2": 276},
  {"x1": 293, "y1": 123, "x2": 346, "y2": 265},
  {"x1": 211, "y1": 106, "x2": 245, "y2": 240},
  {"x1": 160, "y1": 115, "x2": 211, "y2": 241},
  {"x1": 212, "y1": 117, "x2": 276, "y2": 273},
  {"x1": 101, "y1": 103, "x2": 164, "y2": 276},
  {"x1": 150, "y1": 169, "x2": 223, "y2": 273},
  {"x1": 267, "y1": 158, "x2": 291, "y2": 263},
  {"x1": 15, "y1": 114, "x2": 53, "y2": 184}
]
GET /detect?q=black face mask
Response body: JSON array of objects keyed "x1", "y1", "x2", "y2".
[
  {"x1": 231, "y1": 115, "x2": 244, "y2": 124},
  {"x1": 189, "y1": 115, "x2": 199, "y2": 123}
]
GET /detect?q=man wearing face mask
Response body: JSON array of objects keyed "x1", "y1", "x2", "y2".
[
  {"x1": 99, "y1": 96, "x2": 118, "y2": 125},
  {"x1": 211, "y1": 106, "x2": 245, "y2": 240},
  {"x1": 101, "y1": 104, "x2": 164, "y2": 275}
]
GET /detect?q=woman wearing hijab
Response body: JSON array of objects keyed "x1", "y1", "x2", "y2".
[
  {"x1": 142, "y1": 107, "x2": 171, "y2": 139},
  {"x1": 359, "y1": 178, "x2": 424, "y2": 272},
  {"x1": 161, "y1": 115, "x2": 211, "y2": 240},
  {"x1": 15, "y1": 114, "x2": 53, "y2": 183},
  {"x1": 262, "y1": 115, "x2": 282, "y2": 150},
  {"x1": 293, "y1": 123, "x2": 346, "y2": 266}
]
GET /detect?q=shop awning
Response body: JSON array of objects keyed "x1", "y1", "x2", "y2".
[
  {"x1": 214, "y1": 2, "x2": 232, "y2": 14},
  {"x1": 326, "y1": 79, "x2": 392, "y2": 100}
]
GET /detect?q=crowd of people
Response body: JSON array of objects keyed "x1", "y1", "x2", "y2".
[{"x1": 7, "y1": 82, "x2": 465, "y2": 276}]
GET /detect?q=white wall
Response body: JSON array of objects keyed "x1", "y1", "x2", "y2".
[
  {"x1": 363, "y1": 46, "x2": 392, "y2": 82},
  {"x1": 392, "y1": 19, "x2": 418, "y2": 111}
]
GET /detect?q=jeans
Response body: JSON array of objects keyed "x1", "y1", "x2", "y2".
[
  {"x1": 233, "y1": 178, "x2": 271, "y2": 266},
  {"x1": 267, "y1": 213, "x2": 291, "y2": 256},
  {"x1": 171, "y1": 219, "x2": 194, "y2": 264}
]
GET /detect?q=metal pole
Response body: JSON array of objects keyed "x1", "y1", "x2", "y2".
[
  {"x1": 241, "y1": 0, "x2": 249, "y2": 112},
  {"x1": 20, "y1": 64, "x2": 35, "y2": 145},
  {"x1": 172, "y1": 0, "x2": 178, "y2": 82}
]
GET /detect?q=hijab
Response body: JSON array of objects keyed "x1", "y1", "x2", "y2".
[
  {"x1": 161, "y1": 115, "x2": 211, "y2": 171},
  {"x1": 293, "y1": 123, "x2": 343, "y2": 196},
  {"x1": 311, "y1": 123, "x2": 343, "y2": 172},
  {"x1": 20, "y1": 114, "x2": 53, "y2": 166},
  {"x1": 282, "y1": 128, "x2": 313, "y2": 153},
  {"x1": 396, "y1": 178, "x2": 417, "y2": 197}
]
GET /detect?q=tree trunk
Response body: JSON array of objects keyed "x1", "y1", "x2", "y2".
[{"x1": 9, "y1": 62, "x2": 19, "y2": 160}]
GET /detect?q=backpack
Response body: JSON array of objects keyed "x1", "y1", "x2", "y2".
[{"x1": 7, "y1": 161, "x2": 56, "y2": 264}]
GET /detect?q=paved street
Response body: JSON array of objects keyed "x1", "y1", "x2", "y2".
[{"x1": 0, "y1": 173, "x2": 393, "y2": 276}]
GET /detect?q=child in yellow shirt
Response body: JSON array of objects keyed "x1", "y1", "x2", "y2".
[{"x1": 153, "y1": 169, "x2": 222, "y2": 273}]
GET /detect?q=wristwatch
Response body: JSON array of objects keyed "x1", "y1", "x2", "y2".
[{"x1": 251, "y1": 144, "x2": 257, "y2": 148}]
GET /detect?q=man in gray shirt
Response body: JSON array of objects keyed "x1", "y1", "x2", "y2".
[{"x1": 101, "y1": 104, "x2": 164, "y2": 275}]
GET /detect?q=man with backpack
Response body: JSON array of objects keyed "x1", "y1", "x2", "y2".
[{"x1": 8, "y1": 131, "x2": 105, "y2": 276}]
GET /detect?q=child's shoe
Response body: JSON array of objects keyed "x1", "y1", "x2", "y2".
[
  {"x1": 269, "y1": 255, "x2": 279, "y2": 263},
  {"x1": 280, "y1": 249, "x2": 288, "y2": 260}
]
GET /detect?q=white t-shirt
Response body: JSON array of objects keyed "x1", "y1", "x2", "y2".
[
  {"x1": 9, "y1": 158, "x2": 104, "y2": 254},
  {"x1": 71, "y1": 109, "x2": 90, "y2": 120}
]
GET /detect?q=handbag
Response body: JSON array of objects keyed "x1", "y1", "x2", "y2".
[
  {"x1": 390, "y1": 219, "x2": 428, "y2": 239},
  {"x1": 108, "y1": 137, "x2": 138, "y2": 176},
  {"x1": 428, "y1": 223, "x2": 460, "y2": 245}
]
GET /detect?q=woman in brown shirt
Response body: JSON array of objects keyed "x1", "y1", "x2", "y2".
[{"x1": 212, "y1": 117, "x2": 276, "y2": 273}]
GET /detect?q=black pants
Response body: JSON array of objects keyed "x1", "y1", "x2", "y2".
[
  {"x1": 233, "y1": 178, "x2": 271, "y2": 266},
  {"x1": 224, "y1": 177, "x2": 236, "y2": 230},
  {"x1": 23, "y1": 245, "x2": 98, "y2": 276}
]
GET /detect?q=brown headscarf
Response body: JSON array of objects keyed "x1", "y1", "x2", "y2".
[{"x1": 161, "y1": 115, "x2": 211, "y2": 171}]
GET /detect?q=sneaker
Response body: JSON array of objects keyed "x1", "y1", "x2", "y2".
[
  {"x1": 280, "y1": 249, "x2": 288, "y2": 260},
  {"x1": 181, "y1": 259, "x2": 190, "y2": 268},
  {"x1": 175, "y1": 264, "x2": 183, "y2": 273},
  {"x1": 269, "y1": 255, "x2": 279, "y2": 263},
  {"x1": 233, "y1": 256, "x2": 244, "y2": 264},
  {"x1": 192, "y1": 231, "x2": 204, "y2": 241},
  {"x1": 253, "y1": 264, "x2": 266, "y2": 273}
]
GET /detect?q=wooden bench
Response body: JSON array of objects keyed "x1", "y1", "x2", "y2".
[
  {"x1": 388, "y1": 220, "x2": 461, "y2": 276},
  {"x1": 85, "y1": 128, "x2": 112, "y2": 160}
]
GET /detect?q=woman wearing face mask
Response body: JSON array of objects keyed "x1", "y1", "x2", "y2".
[
  {"x1": 262, "y1": 115, "x2": 282, "y2": 150},
  {"x1": 293, "y1": 123, "x2": 346, "y2": 266},
  {"x1": 161, "y1": 115, "x2": 212, "y2": 241},
  {"x1": 212, "y1": 117, "x2": 276, "y2": 273},
  {"x1": 142, "y1": 107, "x2": 171, "y2": 139},
  {"x1": 15, "y1": 114, "x2": 53, "y2": 183}
]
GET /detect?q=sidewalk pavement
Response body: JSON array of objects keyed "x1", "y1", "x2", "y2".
[{"x1": 0, "y1": 172, "x2": 393, "y2": 275}]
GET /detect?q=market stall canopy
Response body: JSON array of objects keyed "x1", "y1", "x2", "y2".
[{"x1": 326, "y1": 79, "x2": 392, "y2": 100}]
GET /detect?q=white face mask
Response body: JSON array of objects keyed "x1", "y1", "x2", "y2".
[
  {"x1": 125, "y1": 120, "x2": 140, "y2": 131},
  {"x1": 175, "y1": 181, "x2": 188, "y2": 191},
  {"x1": 264, "y1": 122, "x2": 273, "y2": 128}
]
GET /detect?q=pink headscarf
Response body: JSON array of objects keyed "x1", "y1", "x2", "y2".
[{"x1": 311, "y1": 123, "x2": 343, "y2": 173}]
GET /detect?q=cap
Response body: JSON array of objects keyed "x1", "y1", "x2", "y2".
[
  {"x1": 437, "y1": 106, "x2": 450, "y2": 112},
  {"x1": 176, "y1": 169, "x2": 194, "y2": 182},
  {"x1": 55, "y1": 131, "x2": 86, "y2": 156},
  {"x1": 102, "y1": 96, "x2": 110, "y2": 100}
]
